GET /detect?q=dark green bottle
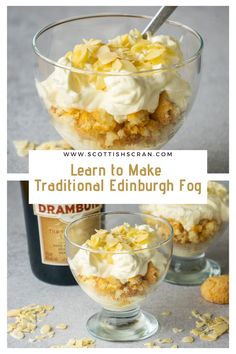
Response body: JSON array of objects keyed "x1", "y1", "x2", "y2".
[{"x1": 20, "y1": 181, "x2": 104, "y2": 285}]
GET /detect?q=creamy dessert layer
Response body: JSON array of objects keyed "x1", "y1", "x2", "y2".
[
  {"x1": 69, "y1": 223, "x2": 167, "y2": 310},
  {"x1": 141, "y1": 182, "x2": 229, "y2": 256},
  {"x1": 37, "y1": 29, "x2": 191, "y2": 149}
]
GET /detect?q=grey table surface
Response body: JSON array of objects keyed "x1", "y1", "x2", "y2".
[
  {"x1": 7, "y1": 181, "x2": 229, "y2": 348},
  {"x1": 7, "y1": 6, "x2": 229, "y2": 173}
]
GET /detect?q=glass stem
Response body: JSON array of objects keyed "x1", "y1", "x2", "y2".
[
  {"x1": 98, "y1": 307, "x2": 141, "y2": 328},
  {"x1": 171, "y1": 253, "x2": 206, "y2": 273}
]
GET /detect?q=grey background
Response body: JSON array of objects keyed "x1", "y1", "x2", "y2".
[
  {"x1": 8, "y1": 181, "x2": 229, "y2": 348},
  {"x1": 7, "y1": 6, "x2": 229, "y2": 173}
]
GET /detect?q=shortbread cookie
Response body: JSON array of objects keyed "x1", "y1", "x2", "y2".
[{"x1": 200, "y1": 275, "x2": 229, "y2": 304}]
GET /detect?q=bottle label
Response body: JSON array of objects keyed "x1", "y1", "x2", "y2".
[{"x1": 33, "y1": 204, "x2": 102, "y2": 265}]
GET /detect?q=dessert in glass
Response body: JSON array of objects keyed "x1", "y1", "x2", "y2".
[
  {"x1": 65, "y1": 212, "x2": 173, "y2": 341},
  {"x1": 33, "y1": 14, "x2": 203, "y2": 150},
  {"x1": 141, "y1": 182, "x2": 229, "y2": 285}
]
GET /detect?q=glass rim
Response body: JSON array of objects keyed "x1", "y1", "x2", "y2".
[
  {"x1": 64, "y1": 211, "x2": 173, "y2": 254},
  {"x1": 32, "y1": 13, "x2": 204, "y2": 76}
]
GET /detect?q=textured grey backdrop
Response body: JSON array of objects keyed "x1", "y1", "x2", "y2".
[
  {"x1": 7, "y1": 182, "x2": 229, "y2": 348},
  {"x1": 7, "y1": 6, "x2": 229, "y2": 173}
]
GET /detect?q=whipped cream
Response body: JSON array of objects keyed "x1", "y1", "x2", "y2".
[
  {"x1": 70, "y1": 224, "x2": 167, "y2": 284},
  {"x1": 141, "y1": 182, "x2": 229, "y2": 231},
  {"x1": 36, "y1": 34, "x2": 191, "y2": 122}
]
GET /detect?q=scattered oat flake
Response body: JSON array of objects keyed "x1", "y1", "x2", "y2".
[
  {"x1": 30, "y1": 331, "x2": 55, "y2": 343},
  {"x1": 171, "y1": 344, "x2": 178, "y2": 348},
  {"x1": 172, "y1": 327, "x2": 183, "y2": 334},
  {"x1": 182, "y1": 336, "x2": 195, "y2": 343},
  {"x1": 202, "y1": 312, "x2": 212, "y2": 320},
  {"x1": 190, "y1": 310, "x2": 229, "y2": 342},
  {"x1": 13, "y1": 140, "x2": 36, "y2": 157},
  {"x1": 56, "y1": 323, "x2": 68, "y2": 330},
  {"x1": 7, "y1": 323, "x2": 16, "y2": 332},
  {"x1": 10, "y1": 331, "x2": 25, "y2": 340},
  {"x1": 7, "y1": 309, "x2": 21, "y2": 317},
  {"x1": 44, "y1": 304, "x2": 54, "y2": 311},
  {"x1": 191, "y1": 328, "x2": 201, "y2": 336},
  {"x1": 36, "y1": 141, "x2": 72, "y2": 151},
  {"x1": 40, "y1": 324, "x2": 51, "y2": 335},
  {"x1": 51, "y1": 337, "x2": 96, "y2": 348},
  {"x1": 191, "y1": 309, "x2": 200, "y2": 318},
  {"x1": 196, "y1": 320, "x2": 206, "y2": 328},
  {"x1": 157, "y1": 338, "x2": 173, "y2": 344},
  {"x1": 7, "y1": 304, "x2": 55, "y2": 340},
  {"x1": 161, "y1": 310, "x2": 172, "y2": 316},
  {"x1": 14, "y1": 140, "x2": 72, "y2": 157},
  {"x1": 144, "y1": 341, "x2": 161, "y2": 348}
]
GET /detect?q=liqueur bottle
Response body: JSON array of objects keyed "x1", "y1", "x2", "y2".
[{"x1": 21, "y1": 181, "x2": 104, "y2": 285}]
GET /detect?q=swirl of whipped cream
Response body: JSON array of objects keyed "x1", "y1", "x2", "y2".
[
  {"x1": 36, "y1": 35, "x2": 192, "y2": 122},
  {"x1": 71, "y1": 248, "x2": 166, "y2": 284},
  {"x1": 103, "y1": 75, "x2": 165, "y2": 118},
  {"x1": 70, "y1": 224, "x2": 167, "y2": 284}
]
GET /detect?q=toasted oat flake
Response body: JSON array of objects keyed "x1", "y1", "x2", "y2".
[
  {"x1": 182, "y1": 336, "x2": 194, "y2": 343},
  {"x1": 157, "y1": 338, "x2": 173, "y2": 344},
  {"x1": 44, "y1": 305, "x2": 54, "y2": 311},
  {"x1": 14, "y1": 140, "x2": 72, "y2": 157},
  {"x1": 13, "y1": 140, "x2": 36, "y2": 157},
  {"x1": 40, "y1": 324, "x2": 51, "y2": 335},
  {"x1": 196, "y1": 320, "x2": 206, "y2": 328},
  {"x1": 190, "y1": 328, "x2": 201, "y2": 336},
  {"x1": 161, "y1": 310, "x2": 172, "y2": 316},
  {"x1": 10, "y1": 330, "x2": 25, "y2": 340},
  {"x1": 56, "y1": 323, "x2": 68, "y2": 330},
  {"x1": 172, "y1": 327, "x2": 183, "y2": 334},
  {"x1": 7, "y1": 309, "x2": 21, "y2": 317},
  {"x1": 7, "y1": 304, "x2": 55, "y2": 340},
  {"x1": 190, "y1": 310, "x2": 229, "y2": 342},
  {"x1": 191, "y1": 309, "x2": 200, "y2": 318},
  {"x1": 144, "y1": 341, "x2": 161, "y2": 348},
  {"x1": 202, "y1": 312, "x2": 213, "y2": 320},
  {"x1": 7, "y1": 323, "x2": 16, "y2": 332},
  {"x1": 67, "y1": 338, "x2": 76, "y2": 346},
  {"x1": 36, "y1": 141, "x2": 72, "y2": 151},
  {"x1": 51, "y1": 337, "x2": 96, "y2": 348},
  {"x1": 30, "y1": 331, "x2": 55, "y2": 343}
]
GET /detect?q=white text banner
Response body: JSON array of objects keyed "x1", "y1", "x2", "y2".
[{"x1": 29, "y1": 150, "x2": 207, "y2": 204}]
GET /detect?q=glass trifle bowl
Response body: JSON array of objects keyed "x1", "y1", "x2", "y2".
[
  {"x1": 141, "y1": 182, "x2": 229, "y2": 286},
  {"x1": 33, "y1": 14, "x2": 203, "y2": 150},
  {"x1": 65, "y1": 211, "x2": 173, "y2": 341}
]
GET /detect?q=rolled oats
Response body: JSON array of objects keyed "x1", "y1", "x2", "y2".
[
  {"x1": 157, "y1": 338, "x2": 173, "y2": 344},
  {"x1": 182, "y1": 336, "x2": 194, "y2": 343},
  {"x1": 144, "y1": 342, "x2": 161, "y2": 348},
  {"x1": 161, "y1": 310, "x2": 172, "y2": 317},
  {"x1": 190, "y1": 310, "x2": 229, "y2": 342},
  {"x1": 10, "y1": 331, "x2": 25, "y2": 340},
  {"x1": 14, "y1": 140, "x2": 72, "y2": 157},
  {"x1": 40, "y1": 325, "x2": 51, "y2": 335},
  {"x1": 7, "y1": 304, "x2": 55, "y2": 341},
  {"x1": 51, "y1": 337, "x2": 96, "y2": 348},
  {"x1": 56, "y1": 323, "x2": 68, "y2": 330},
  {"x1": 172, "y1": 327, "x2": 183, "y2": 334}
]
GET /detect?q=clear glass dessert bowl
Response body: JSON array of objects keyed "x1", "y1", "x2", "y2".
[
  {"x1": 141, "y1": 182, "x2": 229, "y2": 286},
  {"x1": 33, "y1": 14, "x2": 203, "y2": 150},
  {"x1": 65, "y1": 211, "x2": 173, "y2": 341}
]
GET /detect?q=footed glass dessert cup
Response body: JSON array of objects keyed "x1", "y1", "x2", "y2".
[
  {"x1": 141, "y1": 182, "x2": 229, "y2": 286},
  {"x1": 33, "y1": 14, "x2": 203, "y2": 150},
  {"x1": 165, "y1": 222, "x2": 229, "y2": 286},
  {"x1": 65, "y1": 212, "x2": 173, "y2": 341}
]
